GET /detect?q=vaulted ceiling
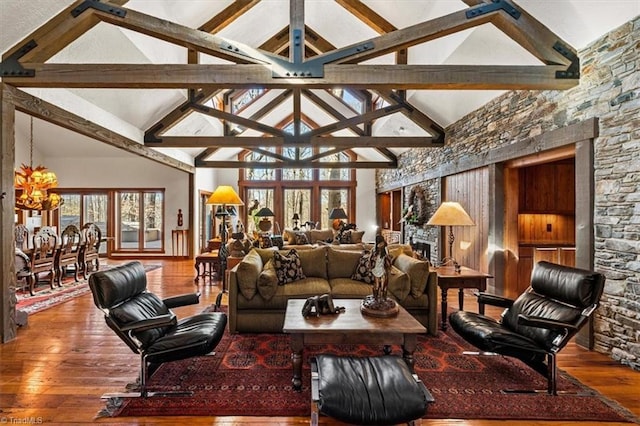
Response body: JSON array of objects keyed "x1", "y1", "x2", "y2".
[{"x1": 1, "y1": 0, "x2": 636, "y2": 170}]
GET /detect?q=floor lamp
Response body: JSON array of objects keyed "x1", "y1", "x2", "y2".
[
  {"x1": 207, "y1": 186, "x2": 244, "y2": 305},
  {"x1": 426, "y1": 201, "x2": 474, "y2": 272}
]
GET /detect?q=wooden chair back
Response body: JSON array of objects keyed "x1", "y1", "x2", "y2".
[
  {"x1": 80, "y1": 223, "x2": 102, "y2": 278},
  {"x1": 30, "y1": 226, "x2": 59, "y2": 292},
  {"x1": 14, "y1": 224, "x2": 29, "y2": 250},
  {"x1": 57, "y1": 224, "x2": 82, "y2": 285}
]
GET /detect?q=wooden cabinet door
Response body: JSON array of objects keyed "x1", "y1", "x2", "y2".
[
  {"x1": 534, "y1": 247, "x2": 559, "y2": 264},
  {"x1": 559, "y1": 247, "x2": 576, "y2": 267},
  {"x1": 517, "y1": 246, "x2": 534, "y2": 296}
]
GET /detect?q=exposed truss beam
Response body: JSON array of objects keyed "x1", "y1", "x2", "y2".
[
  {"x1": 302, "y1": 90, "x2": 365, "y2": 136},
  {"x1": 4, "y1": 85, "x2": 193, "y2": 173},
  {"x1": 6, "y1": 63, "x2": 576, "y2": 89},
  {"x1": 195, "y1": 159, "x2": 396, "y2": 169},
  {"x1": 146, "y1": 136, "x2": 439, "y2": 148},
  {"x1": 199, "y1": 0, "x2": 261, "y2": 33}
]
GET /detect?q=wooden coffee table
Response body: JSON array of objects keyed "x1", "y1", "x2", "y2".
[{"x1": 282, "y1": 298, "x2": 426, "y2": 391}]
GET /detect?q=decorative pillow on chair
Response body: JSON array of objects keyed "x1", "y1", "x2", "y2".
[
  {"x1": 351, "y1": 251, "x2": 374, "y2": 284},
  {"x1": 294, "y1": 232, "x2": 310, "y2": 245},
  {"x1": 273, "y1": 249, "x2": 306, "y2": 285}
]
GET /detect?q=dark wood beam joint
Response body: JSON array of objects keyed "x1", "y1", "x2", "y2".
[
  {"x1": 144, "y1": 123, "x2": 163, "y2": 143},
  {"x1": 0, "y1": 40, "x2": 36, "y2": 78},
  {"x1": 71, "y1": 0, "x2": 127, "y2": 18},
  {"x1": 554, "y1": 41, "x2": 580, "y2": 79},
  {"x1": 271, "y1": 42, "x2": 373, "y2": 78},
  {"x1": 466, "y1": 0, "x2": 521, "y2": 20}
]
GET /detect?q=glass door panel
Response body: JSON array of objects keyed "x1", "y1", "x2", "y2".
[
  {"x1": 245, "y1": 188, "x2": 274, "y2": 234},
  {"x1": 60, "y1": 194, "x2": 81, "y2": 230},
  {"x1": 284, "y1": 188, "x2": 311, "y2": 230},
  {"x1": 143, "y1": 192, "x2": 163, "y2": 250},
  {"x1": 119, "y1": 192, "x2": 140, "y2": 250},
  {"x1": 83, "y1": 194, "x2": 108, "y2": 254},
  {"x1": 320, "y1": 188, "x2": 349, "y2": 229}
]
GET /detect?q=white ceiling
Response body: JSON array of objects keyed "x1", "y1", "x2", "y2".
[{"x1": 1, "y1": 0, "x2": 638, "y2": 163}]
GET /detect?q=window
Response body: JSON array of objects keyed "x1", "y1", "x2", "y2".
[
  {"x1": 284, "y1": 189, "x2": 311, "y2": 229},
  {"x1": 319, "y1": 150, "x2": 350, "y2": 181},
  {"x1": 245, "y1": 149, "x2": 276, "y2": 181},
  {"x1": 56, "y1": 191, "x2": 108, "y2": 254},
  {"x1": 239, "y1": 150, "x2": 355, "y2": 233},
  {"x1": 116, "y1": 190, "x2": 164, "y2": 252}
]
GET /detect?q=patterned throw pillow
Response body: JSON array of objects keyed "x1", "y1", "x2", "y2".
[
  {"x1": 294, "y1": 232, "x2": 310, "y2": 245},
  {"x1": 338, "y1": 231, "x2": 352, "y2": 244},
  {"x1": 351, "y1": 251, "x2": 374, "y2": 284},
  {"x1": 273, "y1": 249, "x2": 306, "y2": 285}
]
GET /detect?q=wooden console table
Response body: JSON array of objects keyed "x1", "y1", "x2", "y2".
[{"x1": 434, "y1": 265, "x2": 493, "y2": 331}]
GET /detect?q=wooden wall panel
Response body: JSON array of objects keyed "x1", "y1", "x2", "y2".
[
  {"x1": 518, "y1": 214, "x2": 575, "y2": 244},
  {"x1": 443, "y1": 168, "x2": 489, "y2": 273}
]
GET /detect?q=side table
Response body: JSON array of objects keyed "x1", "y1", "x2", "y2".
[
  {"x1": 434, "y1": 265, "x2": 493, "y2": 331},
  {"x1": 194, "y1": 250, "x2": 220, "y2": 283}
]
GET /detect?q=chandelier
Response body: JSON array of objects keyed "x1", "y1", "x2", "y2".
[{"x1": 14, "y1": 116, "x2": 63, "y2": 211}]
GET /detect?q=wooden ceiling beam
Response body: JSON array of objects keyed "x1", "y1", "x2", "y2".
[
  {"x1": 192, "y1": 103, "x2": 286, "y2": 136},
  {"x1": 335, "y1": 0, "x2": 396, "y2": 34},
  {"x1": 334, "y1": 1, "x2": 442, "y2": 140},
  {"x1": 5, "y1": 85, "x2": 193, "y2": 173},
  {"x1": 7, "y1": 63, "x2": 576, "y2": 90},
  {"x1": 195, "y1": 159, "x2": 396, "y2": 169},
  {"x1": 307, "y1": 104, "x2": 403, "y2": 137},
  {"x1": 325, "y1": 3, "x2": 570, "y2": 67},
  {"x1": 199, "y1": 0, "x2": 261, "y2": 33},
  {"x1": 302, "y1": 90, "x2": 365, "y2": 136},
  {"x1": 89, "y1": 4, "x2": 277, "y2": 65},
  {"x1": 2, "y1": 0, "x2": 129, "y2": 63},
  {"x1": 462, "y1": 0, "x2": 577, "y2": 66},
  {"x1": 146, "y1": 135, "x2": 439, "y2": 148}
]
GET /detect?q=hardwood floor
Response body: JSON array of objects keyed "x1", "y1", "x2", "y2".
[{"x1": 1, "y1": 259, "x2": 638, "y2": 425}]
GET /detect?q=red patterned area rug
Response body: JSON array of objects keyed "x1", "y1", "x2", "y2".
[
  {"x1": 106, "y1": 326, "x2": 638, "y2": 422},
  {"x1": 16, "y1": 264, "x2": 161, "y2": 315}
]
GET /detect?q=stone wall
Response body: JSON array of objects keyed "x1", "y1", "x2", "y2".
[{"x1": 377, "y1": 17, "x2": 640, "y2": 369}]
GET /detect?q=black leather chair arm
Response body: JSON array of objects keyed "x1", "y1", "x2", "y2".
[
  {"x1": 120, "y1": 313, "x2": 177, "y2": 332},
  {"x1": 163, "y1": 292, "x2": 201, "y2": 308},
  {"x1": 517, "y1": 314, "x2": 578, "y2": 331},
  {"x1": 476, "y1": 292, "x2": 514, "y2": 308}
]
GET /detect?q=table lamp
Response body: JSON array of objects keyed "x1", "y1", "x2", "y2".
[
  {"x1": 292, "y1": 213, "x2": 300, "y2": 230},
  {"x1": 255, "y1": 207, "x2": 275, "y2": 233},
  {"x1": 328, "y1": 207, "x2": 348, "y2": 230},
  {"x1": 426, "y1": 201, "x2": 474, "y2": 271}
]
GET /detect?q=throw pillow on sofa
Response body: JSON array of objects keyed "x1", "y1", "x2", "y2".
[
  {"x1": 236, "y1": 249, "x2": 263, "y2": 300},
  {"x1": 351, "y1": 251, "x2": 374, "y2": 284},
  {"x1": 294, "y1": 232, "x2": 310, "y2": 245},
  {"x1": 394, "y1": 253, "x2": 430, "y2": 298},
  {"x1": 327, "y1": 247, "x2": 362, "y2": 279},
  {"x1": 274, "y1": 249, "x2": 306, "y2": 285},
  {"x1": 297, "y1": 246, "x2": 328, "y2": 279},
  {"x1": 257, "y1": 258, "x2": 278, "y2": 300},
  {"x1": 309, "y1": 228, "x2": 334, "y2": 244},
  {"x1": 350, "y1": 230, "x2": 365, "y2": 243}
]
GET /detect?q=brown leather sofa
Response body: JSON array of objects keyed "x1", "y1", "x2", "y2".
[{"x1": 228, "y1": 245, "x2": 437, "y2": 335}]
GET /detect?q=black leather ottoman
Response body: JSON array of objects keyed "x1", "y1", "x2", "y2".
[{"x1": 310, "y1": 355, "x2": 433, "y2": 425}]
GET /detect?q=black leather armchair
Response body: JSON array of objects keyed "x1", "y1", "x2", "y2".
[
  {"x1": 449, "y1": 261, "x2": 605, "y2": 395},
  {"x1": 89, "y1": 261, "x2": 227, "y2": 398}
]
